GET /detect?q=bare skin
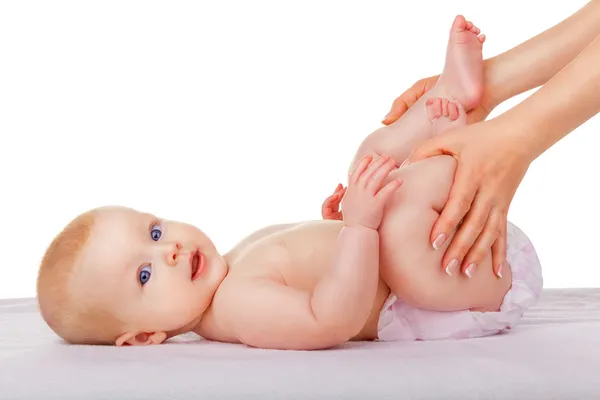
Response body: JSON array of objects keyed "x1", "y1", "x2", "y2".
[
  {"x1": 195, "y1": 16, "x2": 511, "y2": 349},
  {"x1": 380, "y1": 0, "x2": 600, "y2": 278},
  {"x1": 325, "y1": 16, "x2": 500, "y2": 279},
  {"x1": 66, "y1": 15, "x2": 512, "y2": 351},
  {"x1": 346, "y1": 15, "x2": 485, "y2": 174},
  {"x1": 199, "y1": 153, "x2": 511, "y2": 348}
]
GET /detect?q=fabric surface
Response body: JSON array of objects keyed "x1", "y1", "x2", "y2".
[{"x1": 1, "y1": 288, "x2": 599, "y2": 399}]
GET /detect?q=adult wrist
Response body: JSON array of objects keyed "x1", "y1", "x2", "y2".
[
  {"x1": 491, "y1": 112, "x2": 540, "y2": 163},
  {"x1": 481, "y1": 56, "x2": 501, "y2": 110}
]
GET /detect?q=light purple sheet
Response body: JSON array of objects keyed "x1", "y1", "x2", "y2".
[{"x1": 1, "y1": 288, "x2": 599, "y2": 399}]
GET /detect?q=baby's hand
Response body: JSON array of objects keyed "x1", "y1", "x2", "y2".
[
  {"x1": 342, "y1": 154, "x2": 402, "y2": 230},
  {"x1": 322, "y1": 184, "x2": 346, "y2": 221}
]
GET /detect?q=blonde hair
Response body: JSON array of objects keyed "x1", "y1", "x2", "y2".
[{"x1": 36, "y1": 211, "x2": 124, "y2": 345}]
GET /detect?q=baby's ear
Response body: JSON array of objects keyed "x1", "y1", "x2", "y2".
[{"x1": 115, "y1": 331, "x2": 167, "y2": 346}]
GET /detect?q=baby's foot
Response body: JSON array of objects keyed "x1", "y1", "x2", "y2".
[
  {"x1": 426, "y1": 97, "x2": 467, "y2": 136},
  {"x1": 437, "y1": 15, "x2": 486, "y2": 111}
]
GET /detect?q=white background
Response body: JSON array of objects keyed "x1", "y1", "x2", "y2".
[{"x1": 0, "y1": 0, "x2": 598, "y2": 299}]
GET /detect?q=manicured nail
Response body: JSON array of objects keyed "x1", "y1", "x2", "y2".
[
  {"x1": 445, "y1": 259, "x2": 458, "y2": 276},
  {"x1": 432, "y1": 234, "x2": 446, "y2": 250},
  {"x1": 497, "y1": 262, "x2": 503, "y2": 278},
  {"x1": 465, "y1": 263, "x2": 477, "y2": 278}
]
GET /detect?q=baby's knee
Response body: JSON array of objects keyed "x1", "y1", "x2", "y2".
[{"x1": 349, "y1": 127, "x2": 399, "y2": 170}]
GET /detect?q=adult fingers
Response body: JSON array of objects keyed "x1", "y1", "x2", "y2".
[
  {"x1": 382, "y1": 78, "x2": 430, "y2": 125},
  {"x1": 382, "y1": 98, "x2": 410, "y2": 126},
  {"x1": 466, "y1": 105, "x2": 492, "y2": 124},
  {"x1": 439, "y1": 191, "x2": 490, "y2": 276},
  {"x1": 431, "y1": 167, "x2": 478, "y2": 249},
  {"x1": 460, "y1": 205, "x2": 503, "y2": 277},
  {"x1": 401, "y1": 135, "x2": 449, "y2": 167},
  {"x1": 491, "y1": 216, "x2": 508, "y2": 278}
]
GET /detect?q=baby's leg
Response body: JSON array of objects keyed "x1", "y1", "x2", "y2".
[
  {"x1": 379, "y1": 100, "x2": 509, "y2": 313},
  {"x1": 425, "y1": 97, "x2": 467, "y2": 134},
  {"x1": 349, "y1": 15, "x2": 485, "y2": 172}
]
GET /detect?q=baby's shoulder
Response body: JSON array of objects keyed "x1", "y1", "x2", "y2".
[
  {"x1": 226, "y1": 220, "x2": 338, "y2": 274},
  {"x1": 225, "y1": 220, "x2": 336, "y2": 261}
]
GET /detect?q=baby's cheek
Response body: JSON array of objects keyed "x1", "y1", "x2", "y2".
[{"x1": 147, "y1": 290, "x2": 200, "y2": 328}]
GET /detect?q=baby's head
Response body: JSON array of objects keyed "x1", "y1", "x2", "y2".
[{"x1": 36, "y1": 206, "x2": 228, "y2": 346}]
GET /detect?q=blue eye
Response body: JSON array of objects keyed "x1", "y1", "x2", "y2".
[
  {"x1": 150, "y1": 224, "x2": 162, "y2": 241},
  {"x1": 139, "y1": 265, "x2": 152, "y2": 285}
]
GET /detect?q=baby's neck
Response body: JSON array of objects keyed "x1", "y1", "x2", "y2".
[
  {"x1": 192, "y1": 301, "x2": 238, "y2": 344},
  {"x1": 188, "y1": 261, "x2": 235, "y2": 343}
]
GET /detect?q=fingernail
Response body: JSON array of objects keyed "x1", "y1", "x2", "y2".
[
  {"x1": 465, "y1": 263, "x2": 477, "y2": 278},
  {"x1": 445, "y1": 259, "x2": 458, "y2": 276},
  {"x1": 432, "y1": 234, "x2": 446, "y2": 250},
  {"x1": 497, "y1": 262, "x2": 503, "y2": 278}
]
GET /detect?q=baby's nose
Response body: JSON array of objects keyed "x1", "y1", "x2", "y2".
[{"x1": 165, "y1": 242, "x2": 183, "y2": 266}]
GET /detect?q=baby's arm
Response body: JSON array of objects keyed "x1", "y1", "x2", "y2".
[
  {"x1": 219, "y1": 155, "x2": 401, "y2": 350},
  {"x1": 219, "y1": 225, "x2": 380, "y2": 350}
]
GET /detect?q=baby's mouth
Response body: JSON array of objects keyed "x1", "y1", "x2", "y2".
[{"x1": 190, "y1": 250, "x2": 205, "y2": 281}]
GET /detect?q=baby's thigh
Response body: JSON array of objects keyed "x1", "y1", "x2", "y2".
[{"x1": 380, "y1": 206, "x2": 513, "y2": 312}]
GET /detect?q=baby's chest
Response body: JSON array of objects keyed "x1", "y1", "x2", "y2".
[{"x1": 233, "y1": 229, "x2": 336, "y2": 290}]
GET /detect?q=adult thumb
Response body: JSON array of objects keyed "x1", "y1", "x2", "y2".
[
  {"x1": 382, "y1": 100, "x2": 409, "y2": 125},
  {"x1": 401, "y1": 136, "x2": 447, "y2": 167}
]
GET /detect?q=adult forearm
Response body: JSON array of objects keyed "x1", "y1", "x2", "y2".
[
  {"x1": 311, "y1": 225, "x2": 379, "y2": 336},
  {"x1": 501, "y1": 32, "x2": 600, "y2": 161},
  {"x1": 485, "y1": 0, "x2": 600, "y2": 108}
]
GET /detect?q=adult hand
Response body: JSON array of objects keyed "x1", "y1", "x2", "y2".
[
  {"x1": 381, "y1": 74, "x2": 494, "y2": 126},
  {"x1": 403, "y1": 118, "x2": 533, "y2": 278}
]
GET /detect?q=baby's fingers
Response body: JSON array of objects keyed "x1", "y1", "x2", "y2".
[
  {"x1": 375, "y1": 179, "x2": 403, "y2": 204},
  {"x1": 366, "y1": 157, "x2": 397, "y2": 193},
  {"x1": 321, "y1": 196, "x2": 336, "y2": 219},
  {"x1": 358, "y1": 154, "x2": 391, "y2": 186},
  {"x1": 349, "y1": 154, "x2": 373, "y2": 184}
]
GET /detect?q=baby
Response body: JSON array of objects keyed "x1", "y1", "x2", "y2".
[{"x1": 36, "y1": 16, "x2": 542, "y2": 349}]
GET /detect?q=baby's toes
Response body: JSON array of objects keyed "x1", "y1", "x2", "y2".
[
  {"x1": 448, "y1": 102, "x2": 459, "y2": 120},
  {"x1": 443, "y1": 98, "x2": 452, "y2": 117},
  {"x1": 426, "y1": 98, "x2": 443, "y2": 121}
]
